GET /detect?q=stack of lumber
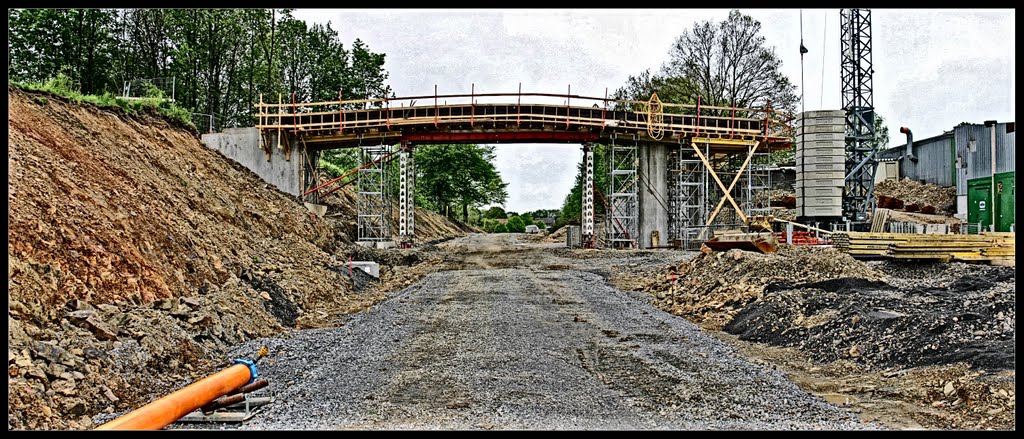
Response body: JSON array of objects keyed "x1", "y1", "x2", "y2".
[
  {"x1": 981, "y1": 232, "x2": 1016, "y2": 266},
  {"x1": 831, "y1": 231, "x2": 1015, "y2": 265}
]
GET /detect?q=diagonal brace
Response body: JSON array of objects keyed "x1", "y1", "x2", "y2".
[{"x1": 689, "y1": 141, "x2": 760, "y2": 226}]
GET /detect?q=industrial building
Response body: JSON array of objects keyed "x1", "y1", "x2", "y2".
[{"x1": 877, "y1": 121, "x2": 1015, "y2": 232}]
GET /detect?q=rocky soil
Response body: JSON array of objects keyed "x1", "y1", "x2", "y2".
[
  {"x1": 177, "y1": 234, "x2": 866, "y2": 430},
  {"x1": 633, "y1": 246, "x2": 884, "y2": 329},
  {"x1": 6, "y1": 86, "x2": 465, "y2": 430},
  {"x1": 627, "y1": 245, "x2": 1016, "y2": 430}
]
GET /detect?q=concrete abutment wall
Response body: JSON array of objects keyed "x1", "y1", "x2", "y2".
[{"x1": 201, "y1": 128, "x2": 303, "y2": 197}]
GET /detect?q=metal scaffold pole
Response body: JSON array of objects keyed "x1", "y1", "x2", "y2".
[
  {"x1": 581, "y1": 143, "x2": 595, "y2": 248},
  {"x1": 398, "y1": 142, "x2": 416, "y2": 248}
]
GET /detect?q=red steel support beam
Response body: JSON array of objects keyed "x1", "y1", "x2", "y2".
[{"x1": 302, "y1": 149, "x2": 399, "y2": 196}]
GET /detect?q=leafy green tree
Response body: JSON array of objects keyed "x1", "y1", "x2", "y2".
[
  {"x1": 8, "y1": 8, "x2": 391, "y2": 131},
  {"x1": 483, "y1": 206, "x2": 508, "y2": 219},
  {"x1": 493, "y1": 222, "x2": 509, "y2": 233},
  {"x1": 414, "y1": 144, "x2": 508, "y2": 221},
  {"x1": 534, "y1": 220, "x2": 547, "y2": 229},
  {"x1": 506, "y1": 216, "x2": 526, "y2": 233}
]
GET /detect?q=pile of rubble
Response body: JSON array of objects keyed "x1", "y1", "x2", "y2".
[
  {"x1": 875, "y1": 178, "x2": 957, "y2": 214},
  {"x1": 640, "y1": 246, "x2": 883, "y2": 330},
  {"x1": 725, "y1": 262, "x2": 1015, "y2": 371}
]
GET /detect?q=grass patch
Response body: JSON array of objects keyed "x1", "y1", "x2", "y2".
[{"x1": 12, "y1": 74, "x2": 197, "y2": 132}]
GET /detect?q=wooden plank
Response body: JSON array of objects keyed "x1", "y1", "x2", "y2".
[{"x1": 990, "y1": 259, "x2": 1016, "y2": 267}]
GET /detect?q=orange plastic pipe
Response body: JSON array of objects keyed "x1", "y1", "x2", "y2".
[{"x1": 95, "y1": 363, "x2": 253, "y2": 430}]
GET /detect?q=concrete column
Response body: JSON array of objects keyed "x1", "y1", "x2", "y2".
[
  {"x1": 581, "y1": 143, "x2": 595, "y2": 247},
  {"x1": 398, "y1": 142, "x2": 415, "y2": 247},
  {"x1": 638, "y1": 143, "x2": 669, "y2": 249}
]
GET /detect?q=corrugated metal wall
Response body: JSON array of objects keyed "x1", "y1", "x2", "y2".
[
  {"x1": 955, "y1": 123, "x2": 1016, "y2": 196},
  {"x1": 881, "y1": 132, "x2": 955, "y2": 186}
]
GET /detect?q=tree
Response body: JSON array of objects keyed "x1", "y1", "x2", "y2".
[
  {"x1": 493, "y1": 222, "x2": 509, "y2": 233},
  {"x1": 414, "y1": 144, "x2": 508, "y2": 221},
  {"x1": 534, "y1": 220, "x2": 547, "y2": 229},
  {"x1": 506, "y1": 216, "x2": 526, "y2": 233},
  {"x1": 661, "y1": 10, "x2": 798, "y2": 114},
  {"x1": 8, "y1": 9, "x2": 391, "y2": 131},
  {"x1": 483, "y1": 206, "x2": 508, "y2": 219},
  {"x1": 874, "y1": 113, "x2": 891, "y2": 150}
]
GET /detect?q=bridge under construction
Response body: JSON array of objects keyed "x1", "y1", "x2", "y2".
[{"x1": 218, "y1": 87, "x2": 795, "y2": 250}]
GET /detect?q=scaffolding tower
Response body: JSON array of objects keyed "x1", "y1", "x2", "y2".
[
  {"x1": 668, "y1": 145, "x2": 707, "y2": 250},
  {"x1": 606, "y1": 136, "x2": 638, "y2": 248},
  {"x1": 357, "y1": 145, "x2": 392, "y2": 242},
  {"x1": 747, "y1": 143, "x2": 773, "y2": 217}
]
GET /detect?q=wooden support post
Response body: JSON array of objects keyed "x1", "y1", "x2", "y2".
[
  {"x1": 695, "y1": 95, "x2": 701, "y2": 138},
  {"x1": 566, "y1": 84, "x2": 571, "y2": 128},
  {"x1": 338, "y1": 88, "x2": 343, "y2": 135},
  {"x1": 470, "y1": 83, "x2": 475, "y2": 127},
  {"x1": 434, "y1": 85, "x2": 438, "y2": 128},
  {"x1": 292, "y1": 91, "x2": 296, "y2": 135},
  {"x1": 517, "y1": 83, "x2": 521, "y2": 128},
  {"x1": 602, "y1": 87, "x2": 607, "y2": 130},
  {"x1": 277, "y1": 93, "x2": 282, "y2": 151}
]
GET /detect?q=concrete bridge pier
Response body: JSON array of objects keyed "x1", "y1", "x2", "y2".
[{"x1": 637, "y1": 143, "x2": 669, "y2": 249}]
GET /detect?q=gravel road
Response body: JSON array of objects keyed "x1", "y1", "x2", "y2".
[{"x1": 222, "y1": 234, "x2": 867, "y2": 429}]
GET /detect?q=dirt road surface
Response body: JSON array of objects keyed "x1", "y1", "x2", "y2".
[{"x1": 216, "y1": 234, "x2": 866, "y2": 429}]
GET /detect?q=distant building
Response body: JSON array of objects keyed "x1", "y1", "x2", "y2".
[
  {"x1": 878, "y1": 121, "x2": 1014, "y2": 231},
  {"x1": 538, "y1": 217, "x2": 556, "y2": 228}
]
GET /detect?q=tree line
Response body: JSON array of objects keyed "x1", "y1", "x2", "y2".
[{"x1": 8, "y1": 8, "x2": 391, "y2": 129}]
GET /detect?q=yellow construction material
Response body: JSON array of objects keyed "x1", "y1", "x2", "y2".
[{"x1": 832, "y1": 231, "x2": 1014, "y2": 265}]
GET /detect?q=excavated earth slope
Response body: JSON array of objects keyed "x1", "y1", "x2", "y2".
[{"x1": 6, "y1": 86, "x2": 463, "y2": 429}]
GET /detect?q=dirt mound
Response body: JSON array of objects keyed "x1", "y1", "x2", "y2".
[
  {"x1": 640, "y1": 246, "x2": 883, "y2": 329},
  {"x1": 6, "y1": 86, "x2": 417, "y2": 429},
  {"x1": 725, "y1": 261, "x2": 1015, "y2": 371},
  {"x1": 875, "y1": 178, "x2": 956, "y2": 214}
]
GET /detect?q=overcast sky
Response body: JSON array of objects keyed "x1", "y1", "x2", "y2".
[{"x1": 296, "y1": 8, "x2": 1015, "y2": 214}]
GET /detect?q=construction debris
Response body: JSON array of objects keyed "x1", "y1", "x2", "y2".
[
  {"x1": 639, "y1": 246, "x2": 883, "y2": 330},
  {"x1": 875, "y1": 178, "x2": 956, "y2": 214}
]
